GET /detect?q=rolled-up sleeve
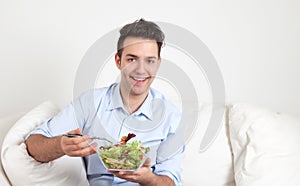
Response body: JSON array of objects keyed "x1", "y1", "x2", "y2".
[{"x1": 153, "y1": 145, "x2": 185, "y2": 185}]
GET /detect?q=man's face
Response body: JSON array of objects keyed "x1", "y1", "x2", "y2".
[{"x1": 115, "y1": 37, "x2": 161, "y2": 97}]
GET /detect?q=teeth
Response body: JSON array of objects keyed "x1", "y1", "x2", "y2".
[{"x1": 133, "y1": 77, "x2": 147, "y2": 81}]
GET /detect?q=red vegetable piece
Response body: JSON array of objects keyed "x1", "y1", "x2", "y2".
[
  {"x1": 120, "y1": 133, "x2": 136, "y2": 144},
  {"x1": 125, "y1": 133, "x2": 136, "y2": 142},
  {"x1": 139, "y1": 154, "x2": 143, "y2": 160}
]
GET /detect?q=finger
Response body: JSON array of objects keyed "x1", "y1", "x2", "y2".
[
  {"x1": 63, "y1": 135, "x2": 91, "y2": 145},
  {"x1": 67, "y1": 128, "x2": 82, "y2": 135},
  {"x1": 66, "y1": 142, "x2": 97, "y2": 157},
  {"x1": 63, "y1": 141, "x2": 90, "y2": 152},
  {"x1": 113, "y1": 173, "x2": 137, "y2": 182},
  {"x1": 61, "y1": 136, "x2": 93, "y2": 155},
  {"x1": 73, "y1": 145, "x2": 97, "y2": 156},
  {"x1": 68, "y1": 147, "x2": 95, "y2": 157},
  {"x1": 109, "y1": 170, "x2": 137, "y2": 177},
  {"x1": 63, "y1": 138, "x2": 94, "y2": 152}
]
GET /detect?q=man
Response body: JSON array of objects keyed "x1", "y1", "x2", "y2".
[{"x1": 26, "y1": 19, "x2": 184, "y2": 186}]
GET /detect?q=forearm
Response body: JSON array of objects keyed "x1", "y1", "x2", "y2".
[
  {"x1": 25, "y1": 134, "x2": 64, "y2": 163},
  {"x1": 140, "y1": 173, "x2": 174, "y2": 186}
]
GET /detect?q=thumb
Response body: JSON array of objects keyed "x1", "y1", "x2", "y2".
[
  {"x1": 67, "y1": 128, "x2": 82, "y2": 135},
  {"x1": 142, "y1": 157, "x2": 151, "y2": 167}
]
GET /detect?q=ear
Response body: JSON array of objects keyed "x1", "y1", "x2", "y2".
[
  {"x1": 157, "y1": 57, "x2": 162, "y2": 68},
  {"x1": 115, "y1": 53, "x2": 121, "y2": 70}
]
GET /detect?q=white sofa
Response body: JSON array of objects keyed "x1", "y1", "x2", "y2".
[{"x1": 1, "y1": 101, "x2": 300, "y2": 186}]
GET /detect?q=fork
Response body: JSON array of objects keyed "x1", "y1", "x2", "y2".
[{"x1": 63, "y1": 134, "x2": 114, "y2": 144}]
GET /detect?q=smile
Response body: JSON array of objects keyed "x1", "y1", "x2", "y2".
[{"x1": 131, "y1": 76, "x2": 149, "y2": 81}]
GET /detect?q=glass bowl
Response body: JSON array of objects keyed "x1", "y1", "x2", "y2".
[{"x1": 95, "y1": 139, "x2": 150, "y2": 172}]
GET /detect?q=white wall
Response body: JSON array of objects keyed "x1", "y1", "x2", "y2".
[{"x1": 0, "y1": 0, "x2": 299, "y2": 117}]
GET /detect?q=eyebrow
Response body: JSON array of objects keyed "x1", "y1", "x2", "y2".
[
  {"x1": 125, "y1": 54, "x2": 158, "y2": 59},
  {"x1": 125, "y1": 54, "x2": 138, "y2": 58}
]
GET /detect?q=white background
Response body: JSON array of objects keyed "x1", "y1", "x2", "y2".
[{"x1": 0, "y1": 0, "x2": 299, "y2": 117}]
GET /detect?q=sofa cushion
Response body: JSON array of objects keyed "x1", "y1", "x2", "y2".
[
  {"x1": 0, "y1": 113, "x2": 23, "y2": 186},
  {"x1": 182, "y1": 104, "x2": 235, "y2": 186},
  {"x1": 229, "y1": 103, "x2": 300, "y2": 186},
  {"x1": 1, "y1": 101, "x2": 89, "y2": 186}
]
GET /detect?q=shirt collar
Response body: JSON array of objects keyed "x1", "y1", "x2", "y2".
[
  {"x1": 107, "y1": 83, "x2": 124, "y2": 110},
  {"x1": 107, "y1": 83, "x2": 153, "y2": 120},
  {"x1": 133, "y1": 91, "x2": 153, "y2": 120}
]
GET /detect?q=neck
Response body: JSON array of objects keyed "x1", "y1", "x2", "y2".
[{"x1": 120, "y1": 87, "x2": 148, "y2": 114}]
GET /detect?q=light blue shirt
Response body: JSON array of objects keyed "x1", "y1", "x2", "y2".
[{"x1": 29, "y1": 83, "x2": 184, "y2": 186}]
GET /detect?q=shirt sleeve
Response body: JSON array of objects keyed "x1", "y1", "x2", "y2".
[
  {"x1": 26, "y1": 90, "x2": 94, "y2": 138},
  {"x1": 26, "y1": 103, "x2": 79, "y2": 138},
  {"x1": 153, "y1": 101, "x2": 185, "y2": 186}
]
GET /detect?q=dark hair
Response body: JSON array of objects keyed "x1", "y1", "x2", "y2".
[{"x1": 117, "y1": 18, "x2": 165, "y2": 58}]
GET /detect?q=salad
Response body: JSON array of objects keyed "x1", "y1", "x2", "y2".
[{"x1": 98, "y1": 133, "x2": 150, "y2": 170}]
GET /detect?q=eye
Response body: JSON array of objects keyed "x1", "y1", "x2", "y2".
[
  {"x1": 127, "y1": 57, "x2": 136, "y2": 62},
  {"x1": 147, "y1": 58, "x2": 157, "y2": 64}
]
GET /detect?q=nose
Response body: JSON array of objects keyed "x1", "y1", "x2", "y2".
[{"x1": 135, "y1": 59, "x2": 146, "y2": 73}]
